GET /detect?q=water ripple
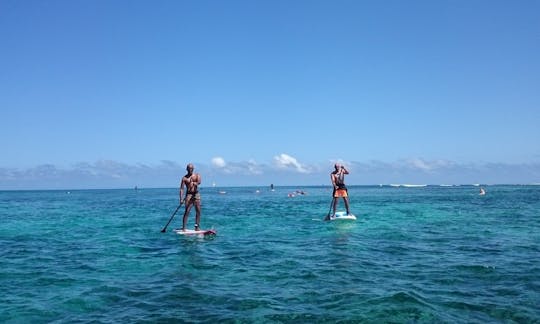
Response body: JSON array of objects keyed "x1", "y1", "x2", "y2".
[{"x1": 1, "y1": 186, "x2": 539, "y2": 322}]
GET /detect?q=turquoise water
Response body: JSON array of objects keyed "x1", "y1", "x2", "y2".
[{"x1": 1, "y1": 185, "x2": 539, "y2": 323}]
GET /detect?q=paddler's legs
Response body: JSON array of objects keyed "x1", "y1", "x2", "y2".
[
  {"x1": 344, "y1": 196, "x2": 351, "y2": 215},
  {"x1": 182, "y1": 201, "x2": 193, "y2": 231},
  {"x1": 332, "y1": 196, "x2": 338, "y2": 217},
  {"x1": 194, "y1": 199, "x2": 201, "y2": 230}
]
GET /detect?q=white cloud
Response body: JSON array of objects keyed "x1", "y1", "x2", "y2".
[
  {"x1": 1, "y1": 158, "x2": 539, "y2": 189},
  {"x1": 211, "y1": 156, "x2": 227, "y2": 168},
  {"x1": 408, "y1": 158, "x2": 433, "y2": 171},
  {"x1": 273, "y1": 153, "x2": 309, "y2": 173},
  {"x1": 210, "y1": 159, "x2": 263, "y2": 175},
  {"x1": 404, "y1": 158, "x2": 457, "y2": 172},
  {"x1": 247, "y1": 159, "x2": 263, "y2": 175},
  {"x1": 330, "y1": 158, "x2": 349, "y2": 166}
]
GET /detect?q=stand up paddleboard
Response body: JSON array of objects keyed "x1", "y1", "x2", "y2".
[
  {"x1": 173, "y1": 229, "x2": 217, "y2": 236},
  {"x1": 328, "y1": 211, "x2": 357, "y2": 221}
]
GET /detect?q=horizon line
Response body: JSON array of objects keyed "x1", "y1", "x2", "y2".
[{"x1": 2, "y1": 183, "x2": 540, "y2": 192}]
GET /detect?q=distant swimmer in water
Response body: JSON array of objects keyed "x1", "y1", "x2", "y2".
[
  {"x1": 325, "y1": 163, "x2": 351, "y2": 220},
  {"x1": 479, "y1": 187, "x2": 486, "y2": 195}
]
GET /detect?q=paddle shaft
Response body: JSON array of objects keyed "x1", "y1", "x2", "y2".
[
  {"x1": 327, "y1": 196, "x2": 335, "y2": 217},
  {"x1": 160, "y1": 203, "x2": 183, "y2": 233}
]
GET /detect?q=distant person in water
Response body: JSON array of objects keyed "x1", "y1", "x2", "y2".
[
  {"x1": 325, "y1": 163, "x2": 351, "y2": 220},
  {"x1": 479, "y1": 187, "x2": 486, "y2": 195},
  {"x1": 179, "y1": 163, "x2": 202, "y2": 231}
]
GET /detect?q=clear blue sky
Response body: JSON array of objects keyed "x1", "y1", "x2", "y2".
[{"x1": 1, "y1": 0, "x2": 539, "y2": 189}]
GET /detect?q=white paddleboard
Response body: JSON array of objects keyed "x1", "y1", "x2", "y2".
[
  {"x1": 173, "y1": 229, "x2": 217, "y2": 236},
  {"x1": 328, "y1": 211, "x2": 357, "y2": 221}
]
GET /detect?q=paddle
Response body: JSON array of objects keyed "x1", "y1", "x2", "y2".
[
  {"x1": 324, "y1": 197, "x2": 335, "y2": 221},
  {"x1": 160, "y1": 202, "x2": 183, "y2": 233}
]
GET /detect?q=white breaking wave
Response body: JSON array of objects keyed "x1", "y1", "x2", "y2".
[{"x1": 390, "y1": 184, "x2": 428, "y2": 188}]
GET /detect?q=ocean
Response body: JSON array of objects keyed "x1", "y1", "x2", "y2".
[{"x1": 1, "y1": 185, "x2": 539, "y2": 323}]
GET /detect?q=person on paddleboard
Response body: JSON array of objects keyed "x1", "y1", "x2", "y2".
[
  {"x1": 326, "y1": 163, "x2": 351, "y2": 220},
  {"x1": 179, "y1": 163, "x2": 202, "y2": 232}
]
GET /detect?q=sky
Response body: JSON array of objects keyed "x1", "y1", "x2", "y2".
[{"x1": 1, "y1": 0, "x2": 539, "y2": 189}]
